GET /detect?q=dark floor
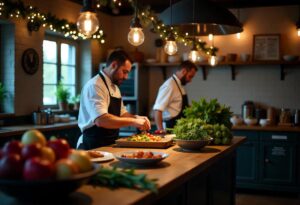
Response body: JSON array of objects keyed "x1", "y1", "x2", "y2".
[{"x1": 236, "y1": 190, "x2": 300, "y2": 205}]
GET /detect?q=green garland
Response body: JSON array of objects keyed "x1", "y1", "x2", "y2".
[
  {"x1": 0, "y1": 0, "x2": 105, "y2": 43},
  {"x1": 0, "y1": 0, "x2": 217, "y2": 55}
]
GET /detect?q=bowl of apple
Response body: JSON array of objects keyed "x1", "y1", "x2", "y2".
[{"x1": 0, "y1": 129, "x2": 101, "y2": 201}]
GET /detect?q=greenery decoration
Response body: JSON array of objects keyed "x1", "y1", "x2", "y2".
[
  {"x1": 0, "y1": 0, "x2": 105, "y2": 43},
  {"x1": 0, "y1": 0, "x2": 217, "y2": 55}
]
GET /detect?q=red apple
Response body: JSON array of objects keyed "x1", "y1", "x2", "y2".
[
  {"x1": 21, "y1": 129, "x2": 46, "y2": 146},
  {"x1": 68, "y1": 150, "x2": 93, "y2": 173},
  {"x1": 2, "y1": 140, "x2": 23, "y2": 156},
  {"x1": 55, "y1": 159, "x2": 79, "y2": 179},
  {"x1": 21, "y1": 143, "x2": 42, "y2": 160},
  {"x1": 0, "y1": 154, "x2": 23, "y2": 179},
  {"x1": 23, "y1": 157, "x2": 55, "y2": 180},
  {"x1": 47, "y1": 138, "x2": 70, "y2": 160}
]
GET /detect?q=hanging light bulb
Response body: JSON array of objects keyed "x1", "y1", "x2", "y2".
[
  {"x1": 298, "y1": 28, "x2": 300, "y2": 37},
  {"x1": 128, "y1": 0, "x2": 144, "y2": 46},
  {"x1": 236, "y1": 32, "x2": 241, "y2": 39},
  {"x1": 208, "y1": 34, "x2": 214, "y2": 41},
  {"x1": 77, "y1": 0, "x2": 99, "y2": 38},
  {"x1": 128, "y1": 17, "x2": 145, "y2": 46},
  {"x1": 164, "y1": 34, "x2": 178, "y2": 55},
  {"x1": 188, "y1": 42, "x2": 199, "y2": 62},
  {"x1": 209, "y1": 55, "x2": 217, "y2": 66}
]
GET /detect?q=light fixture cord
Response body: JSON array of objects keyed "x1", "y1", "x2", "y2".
[
  {"x1": 135, "y1": 0, "x2": 138, "y2": 19},
  {"x1": 170, "y1": 0, "x2": 173, "y2": 25}
]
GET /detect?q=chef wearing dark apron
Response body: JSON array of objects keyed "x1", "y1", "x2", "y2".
[
  {"x1": 165, "y1": 76, "x2": 189, "y2": 128},
  {"x1": 153, "y1": 60, "x2": 198, "y2": 131},
  {"x1": 77, "y1": 50, "x2": 150, "y2": 150}
]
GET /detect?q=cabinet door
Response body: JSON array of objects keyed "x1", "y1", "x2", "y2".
[
  {"x1": 260, "y1": 141, "x2": 296, "y2": 185},
  {"x1": 232, "y1": 131, "x2": 259, "y2": 183}
]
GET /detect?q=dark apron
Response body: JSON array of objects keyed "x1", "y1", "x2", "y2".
[
  {"x1": 165, "y1": 76, "x2": 189, "y2": 129},
  {"x1": 78, "y1": 73, "x2": 121, "y2": 150}
]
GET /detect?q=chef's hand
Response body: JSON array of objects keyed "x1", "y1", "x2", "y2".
[{"x1": 134, "y1": 115, "x2": 151, "y2": 131}]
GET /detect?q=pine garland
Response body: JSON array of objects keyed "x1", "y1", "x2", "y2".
[{"x1": 0, "y1": 0, "x2": 218, "y2": 55}]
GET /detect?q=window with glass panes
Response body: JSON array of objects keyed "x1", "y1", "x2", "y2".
[{"x1": 43, "y1": 37, "x2": 77, "y2": 106}]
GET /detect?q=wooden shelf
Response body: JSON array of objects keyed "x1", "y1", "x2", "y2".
[{"x1": 143, "y1": 60, "x2": 300, "y2": 80}]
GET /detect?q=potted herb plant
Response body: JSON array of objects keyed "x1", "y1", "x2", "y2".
[{"x1": 56, "y1": 82, "x2": 70, "y2": 111}]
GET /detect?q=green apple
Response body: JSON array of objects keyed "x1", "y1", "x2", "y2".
[
  {"x1": 21, "y1": 129, "x2": 46, "y2": 146},
  {"x1": 55, "y1": 159, "x2": 79, "y2": 179},
  {"x1": 68, "y1": 150, "x2": 93, "y2": 173}
]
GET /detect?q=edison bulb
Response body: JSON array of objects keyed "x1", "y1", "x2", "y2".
[
  {"x1": 77, "y1": 11, "x2": 99, "y2": 37},
  {"x1": 164, "y1": 40, "x2": 178, "y2": 55},
  {"x1": 188, "y1": 50, "x2": 199, "y2": 62},
  {"x1": 128, "y1": 27, "x2": 145, "y2": 46},
  {"x1": 208, "y1": 34, "x2": 214, "y2": 41},
  {"x1": 236, "y1": 32, "x2": 241, "y2": 39},
  {"x1": 210, "y1": 55, "x2": 217, "y2": 66},
  {"x1": 298, "y1": 28, "x2": 300, "y2": 37}
]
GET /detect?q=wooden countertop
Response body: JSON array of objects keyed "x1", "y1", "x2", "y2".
[
  {"x1": 0, "y1": 121, "x2": 78, "y2": 137},
  {"x1": 232, "y1": 125, "x2": 300, "y2": 132},
  {"x1": 0, "y1": 137, "x2": 245, "y2": 205},
  {"x1": 76, "y1": 136, "x2": 246, "y2": 205}
]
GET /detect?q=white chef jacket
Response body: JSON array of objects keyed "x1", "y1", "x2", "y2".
[
  {"x1": 77, "y1": 71, "x2": 127, "y2": 147},
  {"x1": 153, "y1": 74, "x2": 186, "y2": 120}
]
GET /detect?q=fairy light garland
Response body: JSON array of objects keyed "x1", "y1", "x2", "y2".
[
  {"x1": 0, "y1": 0, "x2": 218, "y2": 55},
  {"x1": 0, "y1": 0, "x2": 105, "y2": 44}
]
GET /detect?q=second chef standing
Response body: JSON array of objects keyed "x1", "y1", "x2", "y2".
[
  {"x1": 77, "y1": 50, "x2": 151, "y2": 150},
  {"x1": 153, "y1": 60, "x2": 198, "y2": 131}
]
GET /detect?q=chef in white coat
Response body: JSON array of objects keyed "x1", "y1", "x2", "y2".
[
  {"x1": 77, "y1": 50, "x2": 150, "y2": 150},
  {"x1": 153, "y1": 60, "x2": 197, "y2": 132}
]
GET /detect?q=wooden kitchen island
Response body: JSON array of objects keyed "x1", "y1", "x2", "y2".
[{"x1": 0, "y1": 137, "x2": 245, "y2": 205}]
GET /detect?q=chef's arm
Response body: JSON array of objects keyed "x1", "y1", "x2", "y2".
[
  {"x1": 94, "y1": 113, "x2": 150, "y2": 130},
  {"x1": 154, "y1": 110, "x2": 164, "y2": 131}
]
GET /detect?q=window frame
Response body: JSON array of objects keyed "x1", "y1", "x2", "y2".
[{"x1": 43, "y1": 35, "x2": 79, "y2": 108}]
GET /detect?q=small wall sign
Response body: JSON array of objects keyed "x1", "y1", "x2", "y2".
[{"x1": 252, "y1": 34, "x2": 281, "y2": 61}]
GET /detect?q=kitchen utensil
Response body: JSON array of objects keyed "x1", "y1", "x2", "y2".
[
  {"x1": 242, "y1": 101, "x2": 255, "y2": 119},
  {"x1": 279, "y1": 108, "x2": 291, "y2": 124},
  {"x1": 267, "y1": 107, "x2": 276, "y2": 125}
]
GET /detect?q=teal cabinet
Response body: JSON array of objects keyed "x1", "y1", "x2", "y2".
[
  {"x1": 260, "y1": 141, "x2": 296, "y2": 185},
  {"x1": 232, "y1": 131, "x2": 259, "y2": 183},
  {"x1": 233, "y1": 130, "x2": 299, "y2": 193}
]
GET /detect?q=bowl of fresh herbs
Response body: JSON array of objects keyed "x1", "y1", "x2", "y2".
[{"x1": 172, "y1": 118, "x2": 213, "y2": 151}]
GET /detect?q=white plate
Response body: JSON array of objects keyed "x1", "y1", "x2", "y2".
[
  {"x1": 88, "y1": 151, "x2": 115, "y2": 163},
  {"x1": 114, "y1": 151, "x2": 169, "y2": 166}
]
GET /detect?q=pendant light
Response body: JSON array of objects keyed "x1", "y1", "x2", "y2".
[
  {"x1": 188, "y1": 41, "x2": 199, "y2": 62},
  {"x1": 209, "y1": 55, "x2": 217, "y2": 66},
  {"x1": 128, "y1": 0, "x2": 145, "y2": 46},
  {"x1": 76, "y1": 0, "x2": 99, "y2": 38},
  {"x1": 164, "y1": 0, "x2": 178, "y2": 55},
  {"x1": 297, "y1": 6, "x2": 300, "y2": 37},
  {"x1": 188, "y1": 0, "x2": 199, "y2": 62},
  {"x1": 236, "y1": 9, "x2": 241, "y2": 39}
]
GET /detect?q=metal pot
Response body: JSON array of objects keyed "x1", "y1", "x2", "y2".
[{"x1": 242, "y1": 101, "x2": 255, "y2": 119}]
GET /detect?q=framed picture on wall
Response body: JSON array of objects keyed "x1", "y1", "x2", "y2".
[{"x1": 252, "y1": 34, "x2": 281, "y2": 61}]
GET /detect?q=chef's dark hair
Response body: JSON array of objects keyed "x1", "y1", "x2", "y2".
[
  {"x1": 179, "y1": 60, "x2": 198, "y2": 71},
  {"x1": 107, "y1": 49, "x2": 132, "y2": 67}
]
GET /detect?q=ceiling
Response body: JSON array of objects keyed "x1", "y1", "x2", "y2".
[{"x1": 70, "y1": 0, "x2": 300, "y2": 16}]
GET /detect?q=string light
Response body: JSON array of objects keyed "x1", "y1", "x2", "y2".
[{"x1": 0, "y1": 0, "x2": 105, "y2": 43}]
